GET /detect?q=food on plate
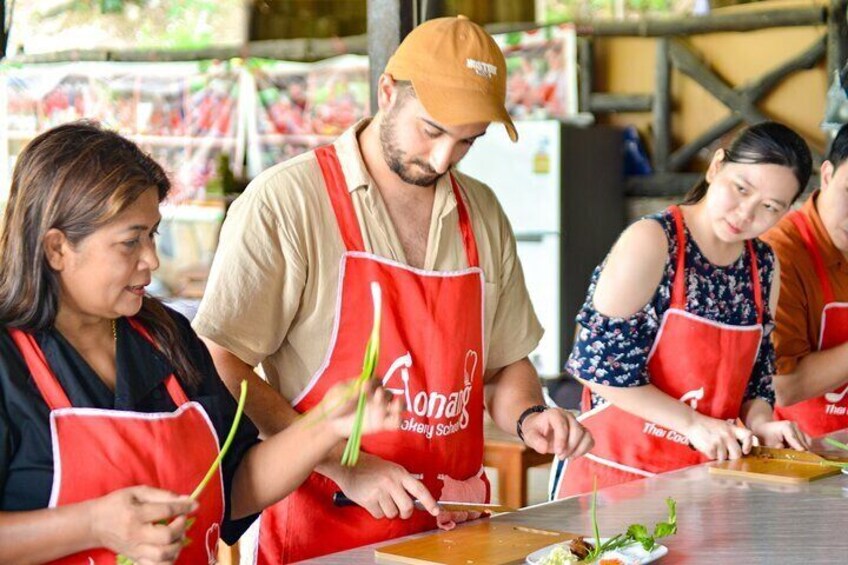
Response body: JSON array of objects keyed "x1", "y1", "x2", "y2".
[
  {"x1": 536, "y1": 482, "x2": 677, "y2": 564},
  {"x1": 538, "y1": 545, "x2": 579, "y2": 564},
  {"x1": 568, "y1": 537, "x2": 593, "y2": 560}
]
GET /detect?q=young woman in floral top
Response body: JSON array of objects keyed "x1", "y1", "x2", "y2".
[{"x1": 552, "y1": 122, "x2": 814, "y2": 499}]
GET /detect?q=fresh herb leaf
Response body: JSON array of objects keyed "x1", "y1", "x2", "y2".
[
  {"x1": 626, "y1": 523, "x2": 649, "y2": 540},
  {"x1": 626, "y1": 523, "x2": 654, "y2": 551},
  {"x1": 652, "y1": 498, "x2": 677, "y2": 539},
  {"x1": 579, "y1": 481, "x2": 677, "y2": 563}
]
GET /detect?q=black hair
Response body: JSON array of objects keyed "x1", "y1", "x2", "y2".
[
  {"x1": 682, "y1": 121, "x2": 812, "y2": 205},
  {"x1": 826, "y1": 122, "x2": 848, "y2": 168}
]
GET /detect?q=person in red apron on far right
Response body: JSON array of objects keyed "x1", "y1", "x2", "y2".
[
  {"x1": 763, "y1": 123, "x2": 848, "y2": 437},
  {"x1": 551, "y1": 122, "x2": 814, "y2": 499}
]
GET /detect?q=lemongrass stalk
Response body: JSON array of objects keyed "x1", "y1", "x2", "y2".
[
  {"x1": 341, "y1": 282, "x2": 382, "y2": 466},
  {"x1": 825, "y1": 437, "x2": 848, "y2": 452},
  {"x1": 191, "y1": 379, "x2": 248, "y2": 499},
  {"x1": 820, "y1": 460, "x2": 848, "y2": 467}
]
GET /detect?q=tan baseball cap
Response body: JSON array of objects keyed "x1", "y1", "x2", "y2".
[{"x1": 385, "y1": 15, "x2": 518, "y2": 142}]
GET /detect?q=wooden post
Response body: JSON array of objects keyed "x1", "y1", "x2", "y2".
[
  {"x1": 578, "y1": 37, "x2": 593, "y2": 113},
  {"x1": 653, "y1": 38, "x2": 671, "y2": 173},
  {"x1": 367, "y1": 0, "x2": 416, "y2": 113},
  {"x1": 828, "y1": 0, "x2": 848, "y2": 82}
]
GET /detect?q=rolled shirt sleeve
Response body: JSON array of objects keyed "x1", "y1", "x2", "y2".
[{"x1": 192, "y1": 174, "x2": 307, "y2": 368}]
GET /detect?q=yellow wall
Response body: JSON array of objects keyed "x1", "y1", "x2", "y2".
[{"x1": 595, "y1": 0, "x2": 829, "y2": 168}]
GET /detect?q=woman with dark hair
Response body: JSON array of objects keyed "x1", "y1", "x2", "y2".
[
  {"x1": 0, "y1": 121, "x2": 404, "y2": 564},
  {"x1": 551, "y1": 122, "x2": 814, "y2": 499}
]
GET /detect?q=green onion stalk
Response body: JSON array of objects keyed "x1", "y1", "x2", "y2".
[
  {"x1": 821, "y1": 437, "x2": 848, "y2": 470},
  {"x1": 340, "y1": 281, "x2": 383, "y2": 467},
  {"x1": 117, "y1": 380, "x2": 248, "y2": 564},
  {"x1": 581, "y1": 476, "x2": 677, "y2": 563}
]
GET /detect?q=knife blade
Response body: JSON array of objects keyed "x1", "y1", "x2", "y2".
[
  {"x1": 332, "y1": 491, "x2": 516, "y2": 513},
  {"x1": 748, "y1": 445, "x2": 827, "y2": 464}
]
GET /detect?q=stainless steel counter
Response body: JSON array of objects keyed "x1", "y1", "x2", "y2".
[{"x1": 311, "y1": 432, "x2": 848, "y2": 564}]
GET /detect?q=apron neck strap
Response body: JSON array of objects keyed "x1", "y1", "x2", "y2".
[
  {"x1": 8, "y1": 328, "x2": 72, "y2": 410},
  {"x1": 669, "y1": 205, "x2": 688, "y2": 310},
  {"x1": 316, "y1": 145, "x2": 366, "y2": 253},
  {"x1": 126, "y1": 318, "x2": 190, "y2": 406},
  {"x1": 448, "y1": 173, "x2": 479, "y2": 268},
  {"x1": 8, "y1": 319, "x2": 189, "y2": 411},
  {"x1": 668, "y1": 205, "x2": 763, "y2": 323},
  {"x1": 316, "y1": 144, "x2": 480, "y2": 268},
  {"x1": 789, "y1": 210, "x2": 836, "y2": 304},
  {"x1": 745, "y1": 239, "x2": 764, "y2": 325}
]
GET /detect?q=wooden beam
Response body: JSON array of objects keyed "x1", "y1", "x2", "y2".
[
  {"x1": 5, "y1": 6, "x2": 830, "y2": 64},
  {"x1": 8, "y1": 35, "x2": 370, "y2": 63},
  {"x1": 667, "y1": 35, "x2": 825, "y2": 171},
  {"x1": 669, "y1": 38, "x2": 768, "y2": 125},
  {"x1": 653, "y1": 38, "x2": 671, "y2": 173},
  {"x1": 746, "y1": 34, "x2": 826, "y2": 101},
  {"x1": 589, "y1": 93, "x2": 653, "y2": 113},
  {"x1": 485, "y1": 7, "x2": 825, "y2": 38},
  {"x1": 626, "y1": 173, "x2": 702, "y2": 197},
  {"x1": 668, "y1": 115, "x2": 741, "y2": 172}
]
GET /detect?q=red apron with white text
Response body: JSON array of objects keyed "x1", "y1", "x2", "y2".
[
  {"x1": 255, "y1": 145, "x2": 488, "y2": 563},
  {"x1": 773, "y1": 211, "x2": 848, "y2": 436},
  {"x1": 555, "y1": 205, "x2": 763, "y2": 498},
  {"x1": 8, "y1": 319, "x2": 225, "y2": 564}
]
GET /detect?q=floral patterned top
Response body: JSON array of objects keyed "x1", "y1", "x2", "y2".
[{"x1": 566, "y1": 208, "x2": 776, "y2": 410}]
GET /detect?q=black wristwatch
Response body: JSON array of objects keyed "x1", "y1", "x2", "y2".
[{"x1": 516, "y1": 404, "x2": 549, "y2": 442}]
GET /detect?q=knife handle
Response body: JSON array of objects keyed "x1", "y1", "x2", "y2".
[
  {"x1": 332, "y1": 492, "x2": 357, "y2": 507},
  {"x1": 333, "y1": 491, "x2": 426, "y2": 511}
]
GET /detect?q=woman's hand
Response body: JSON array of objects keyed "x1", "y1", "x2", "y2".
[
  {"x1": 87, "y1": 486, "x2": 197, "y2": 565},
  {"x1": 684, "y1": 414, "x2": 755, "y2": 461},
  {"x1": 751, "y1": 420, "x2": 811, "y2": 451},
  {"x1": 319, "y1": 380, "x2": 403, "y2": 438}
]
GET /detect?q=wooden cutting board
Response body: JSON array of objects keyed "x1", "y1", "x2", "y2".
[
  {"x1": 374, "y1": 521, "x2": 580, "y2": 565},
  {"x1": 709, "y1": 449, "x2": 847, "y2": 484}
]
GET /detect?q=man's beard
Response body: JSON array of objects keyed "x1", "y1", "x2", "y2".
[{"x1": 379, "y1": 108, "x2": 442, "y2": 187}]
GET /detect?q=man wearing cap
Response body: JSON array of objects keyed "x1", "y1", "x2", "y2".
[
  {"x1": 762, "y1": 123, "x2": 848, "y2": 437},
  {"x1": 193, "y1": 16, "x2": 593, "y2": 562}
]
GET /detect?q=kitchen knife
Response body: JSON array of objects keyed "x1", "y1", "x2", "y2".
[{"x1": 331, "y1": 491, "x2": 516, "y2": 513}]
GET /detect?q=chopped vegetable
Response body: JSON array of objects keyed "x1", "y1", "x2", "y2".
[{"x1": 539, "y1": 545, "x2": 579, "y2": 565}]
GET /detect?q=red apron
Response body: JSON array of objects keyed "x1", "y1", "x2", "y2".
[
  {"x1": 554, "y1": 205, "x2": 763, "y2": 498},
  {"x1": 255, "y1": 145, "x2": 487, "y2": 563},
  {"x1": 773, "y1": 211, "x2": 848, "y2": 436},
  {"x1": 8, "y1": 319, "x2": 225, "y2": 564}
]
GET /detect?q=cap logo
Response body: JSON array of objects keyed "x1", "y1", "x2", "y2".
[{"x1": 466, "y1": 58, "x2": 497, "y2": 79}]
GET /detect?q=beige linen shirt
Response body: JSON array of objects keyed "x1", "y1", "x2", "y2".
[{"x1": 193, "y1": 119, "x2": 543, "y2": 402}]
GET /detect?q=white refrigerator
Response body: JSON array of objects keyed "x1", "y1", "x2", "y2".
[{"x1": 459, "y1": 120, "x2": 624, "y2": 378}]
